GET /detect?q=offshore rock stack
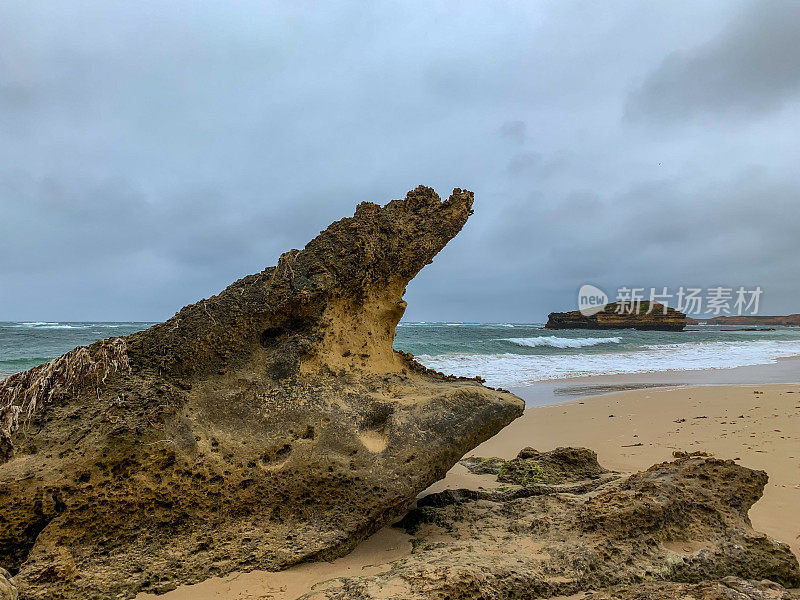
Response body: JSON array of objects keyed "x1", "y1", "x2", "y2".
[{"x1": 546, "y1": 301, "x2": 688, "y2": 331}]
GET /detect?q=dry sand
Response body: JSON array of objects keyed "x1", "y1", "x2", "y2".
[
  {"x1": 139, "y1": 383, "x2": 800, "y2": 599},
  {"x1": 136, "y1": 527, "x2": 412, "y2": 600}
]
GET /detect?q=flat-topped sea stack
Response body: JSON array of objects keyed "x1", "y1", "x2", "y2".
[
  {"x1": 546, "y1": 302, "x2": 687, "y2": 331},
  {"x1": 0, "y1": 186, "x2": 524, "y2": 600}
]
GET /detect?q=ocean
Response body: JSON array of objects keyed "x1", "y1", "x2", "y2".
[{"x1": 3, "y1": 321, "x2": 800, "y2": 388}]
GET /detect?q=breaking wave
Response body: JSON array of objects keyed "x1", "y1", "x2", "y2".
[
  {"x1": 415, "y1": 339, "x2": 800, "y2": 387},
  {"x1": 504, "y1": 336, "x2": 621, "y2": 349}
]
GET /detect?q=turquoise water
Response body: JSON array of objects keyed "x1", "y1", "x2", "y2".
[
  {"x1": 3, "y1": 321, "x2": 800, "y2": 387},
  {"x1": 0, "y1": 322, "x2": 154, "y2": 377},
  {"x1": 398, "y1": 323, "x2": 800, "y2": 386}
]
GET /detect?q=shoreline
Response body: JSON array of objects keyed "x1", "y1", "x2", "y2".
[
  {"x1": 143, "y1": 380, "x2": 800, "y2": 599},
  {"x1": 507, "y1": 355, "x2": 800, "y2": 406}
]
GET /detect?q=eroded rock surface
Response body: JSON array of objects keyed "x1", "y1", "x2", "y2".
[
  {"x1": 546, "y1": 301, "x2": 687, "y2": 331},
  {"x1": 0, "y1": 568, "x2": 17, "y2": 600},
  {"x1": 0, "y1": 187, "x2": 524, "y2": 599},
  {"x1": 498, "y1": 445, "x2": 609, "y2": 485},
  {"x1": 305, "y1": 453, "x2": 800, "y2": 600},
  {"x1": 581, "y1": 578, "x2": 800, "y2": 599}
]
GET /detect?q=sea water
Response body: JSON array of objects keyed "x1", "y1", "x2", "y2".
[
  {"x1": 3, "y1": 321, "x2": 800, "y2": 388},
  {"x1": 396, "y1": 322, "x2": 800, "y2": 387}
]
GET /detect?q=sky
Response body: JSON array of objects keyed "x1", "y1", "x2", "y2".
[{"x1": 1, "y1": 1, "x2": 799, "y2": 322}]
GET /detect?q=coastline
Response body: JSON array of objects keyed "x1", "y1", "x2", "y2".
[
  {"x1": 142, "y1": 380, "x2": 800, "y2": 599},
  {"x1": 506, "y1": 355, "x2": 800, "y2": 406}
]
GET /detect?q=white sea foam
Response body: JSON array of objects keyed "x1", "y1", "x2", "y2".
[
  {"x1": 504, "y1": 336, "x2": 621, "y2": 349},
  {"x1": 398, "y1": 322, "x2": 526, "y2": 328},
  {"x1": 416, "y1": 340, "x2": 800, "y2": 387},
  {"x1": 16, "y1": 323, "x2": 84, "y2": 329}
]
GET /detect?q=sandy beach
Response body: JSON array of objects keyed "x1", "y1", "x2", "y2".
[
  {"x1": 470, "y1": 382, "x2": 800, "y2": 558},
  {"x1": 140, "y1": 381, "x2": 800, "y2": 599}
]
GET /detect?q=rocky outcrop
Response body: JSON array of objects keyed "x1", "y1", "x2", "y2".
[
  {"x1": 707, "y1": 315, "x2": 800, "y2": 327},
  {"x1": 304, "y1": 451, "x2": 800, "y2": 600},
  {"x1": 0, "y1": 569, "x2": 17, "y2": 600},
  {"x1": 546, "y1": 302, "x2": 687, "y2": 331},
  {"x1": 461, "y1": 446, "x2": 610, "y2": 487},
  {"x1": 572, "y1": 578, "x2": 800, "y2": 599},
  {"x1": 0, "y1": 187, "x2": 524, "y2": 599}
]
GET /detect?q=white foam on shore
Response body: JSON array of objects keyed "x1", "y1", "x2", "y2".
[
  {"x1": 504, "y1": 336, "x2": 621, "y2": 349},
  {"x1": 416, "y1": 340, "x2": 800, "y2": 387}
]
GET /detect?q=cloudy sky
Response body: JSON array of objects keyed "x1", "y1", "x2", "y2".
[{"x1": 1, "y1": 1, "x2": 798, "y2": 322}]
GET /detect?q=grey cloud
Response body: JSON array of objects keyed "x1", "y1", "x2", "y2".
[
  {"x1": 627, "y1": 1, "x2": 800, "y2": 122},
  {"x1": 507, "y1": 153, "x2": 541, "y2": 175},
  {"x1": 0, "y1": 1, "x2": 798, "y2": 321},
  {"x1": 499, "y1": 121, "x2": 526, "y2": 144}
]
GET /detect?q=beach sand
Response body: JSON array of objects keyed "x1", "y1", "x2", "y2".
[
  {"x1": 139, "y1": 382, "x2": 800, "y2": 599},
  {"x1": 469, "y1": 382, "x2": 800, "y2": 559}
]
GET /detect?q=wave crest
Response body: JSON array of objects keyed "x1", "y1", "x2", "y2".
[
  {"x1": 504, "y1": 336, "x2": 621, "y2": 349},
  {"x1": 415, "y1": 339, "x2": 800, "y2": 387}
]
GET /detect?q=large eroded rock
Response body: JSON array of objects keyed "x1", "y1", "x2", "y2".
[
  {"x1": 0, "y1": 187, "x2": 524, "y2": 599},
  {"x1": 305, "y1": 452, "x2": 800, "y2": 599}
]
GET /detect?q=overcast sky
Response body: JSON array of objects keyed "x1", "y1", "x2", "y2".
[{"x1": 1, "y1": 1, "x2": 799, "y2": 322}]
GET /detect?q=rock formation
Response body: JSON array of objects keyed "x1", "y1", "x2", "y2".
[
  {"x1": 0, "y1": 187, "x2": 524, "y2": 599},
  {"x1": 546, "y1": 302, "x2": 687, "y2": 331},
  {"x1": 562, "y1": 578, "x2": 800, "y2": 599},
  {"x1": 707, "y1": 315, "x2": 800, "y2": 327},
  {"x1": 304, "y1": 450, "x2": 800, "y2": 600},
  {"x1": 0, "y1": 569, "x2": 17, "y2": 600}
]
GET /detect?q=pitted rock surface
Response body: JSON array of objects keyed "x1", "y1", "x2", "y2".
[{"x1": 0, "y1": 187, "x2": 524, "y2": 599}]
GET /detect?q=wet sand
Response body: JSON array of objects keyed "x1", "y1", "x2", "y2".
[{"x1": 141, "y1": 381, "x2": 800, "y2": 599}]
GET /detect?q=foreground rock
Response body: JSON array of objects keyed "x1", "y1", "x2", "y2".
[
  {"x1": 0, "y1": 569, "x2": 17, "y2": 600},
  {"x1": 578, "y1": 578, "x2": 800, "y2": 599},
  {"x1": 546, "y1": 301, "x2": 687, "y2": 331},
  {"x1": 304, "y1": 450, "x2": 800, "y2": 600},
  {"x1": 0, "y1": 187, "x2": 524, "y2": 599}
]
